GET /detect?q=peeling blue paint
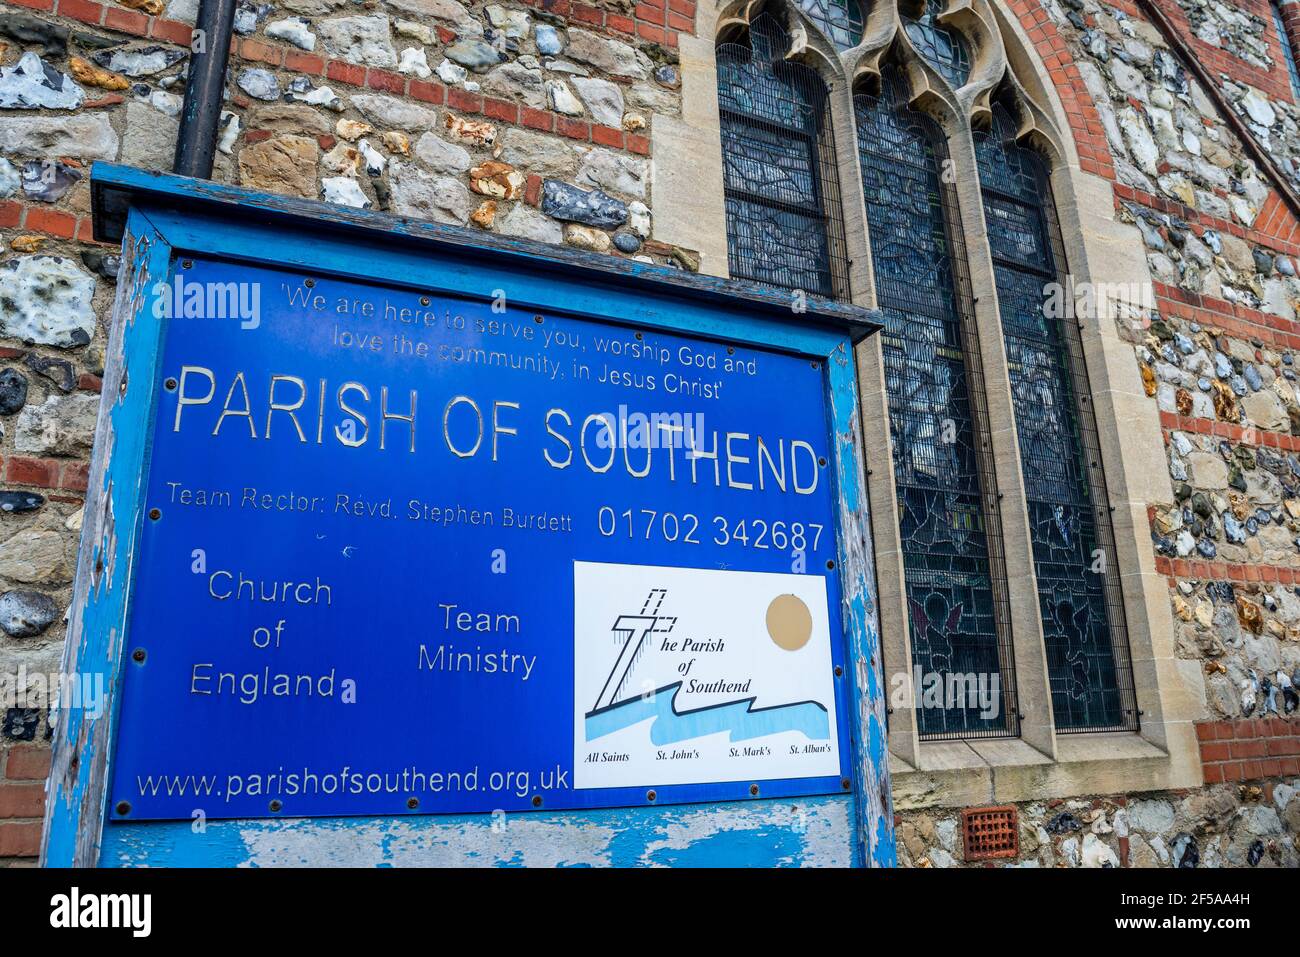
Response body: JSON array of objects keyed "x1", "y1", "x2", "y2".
[
  {"x1": 43, "y1": 212, "x2": 173, "y2": 868},
  {"x1": 101, "y1": 797, "x2": 855, "y2": 867}
]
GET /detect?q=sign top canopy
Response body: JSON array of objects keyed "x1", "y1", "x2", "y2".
[{"x1": 90, "y1": 163, "x2": 882, "y2": 343}]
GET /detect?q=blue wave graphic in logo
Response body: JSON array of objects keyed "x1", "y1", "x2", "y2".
[{"x1": 585, "y1": 682, "x2": 829, "y2": 745}]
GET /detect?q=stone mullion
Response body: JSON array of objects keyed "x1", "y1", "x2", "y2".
[
  {"x1": 853, "y1": 333, "x2": 922, "y2": 764},
  {"x1": 834, "y1": 74, "x2": 923, "y2": 764},
  {"x1": 826, "y1": 74, "x2": 878, "y2": 309}
]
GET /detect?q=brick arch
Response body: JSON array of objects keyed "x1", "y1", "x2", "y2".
[{"x1": 1000, "y1": 0, "x2": 1116, "y2": 181}]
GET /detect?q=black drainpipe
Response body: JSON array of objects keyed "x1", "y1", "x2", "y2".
[{"x1": 172, "y1": 0, "x2": 239, "y2": 178}]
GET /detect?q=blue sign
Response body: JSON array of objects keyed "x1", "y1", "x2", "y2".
[{"x1": 108, "y1": 256, "x2": 854, "y2": 821}]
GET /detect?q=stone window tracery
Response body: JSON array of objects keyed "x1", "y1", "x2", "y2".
[
  {"x1": 795, "y1": 0, "x2": 867, "y2": 50},
  {"x1": 903, "y1": 0, "x2": 972, "y2": 87}
]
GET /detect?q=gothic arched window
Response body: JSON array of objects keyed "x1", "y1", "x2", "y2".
[
  {"x1": 795, "y1": 0, "x2": 866, "y2": 50},
  {"x1": 715, "y1": 0, "x2": 1139, "y2": 739},
  {"x1": 902, "y1": 0, "x2": 971, "y2": 87},
  {"x1": 716, "y1": 13, "x2": 850, "y2": 297},
  {"x1": 855, "y1": 70, "x2": 1018, "y2": 738},
  {"x1": 975, "y1": 101, "x2": 1137, "y2": 732}
]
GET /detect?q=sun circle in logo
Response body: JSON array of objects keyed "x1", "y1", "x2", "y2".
[{"x1": 766, "y1": 594, "x2": 812, "y2": 651}]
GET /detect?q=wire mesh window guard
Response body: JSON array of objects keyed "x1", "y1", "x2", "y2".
[
  {"x1": 1270, "y1": 0, "x2": 1300, "y2": 101},
  {"x1": 855, "y1": 72, "x2": 1019, "y2": 739},
  {"x1": 902, "y1": 0, "x2": 972, "y2": 88},
  {"x1": 974, "y1": 102, "x2": 1139, "y2": 733},
  {"x1": 717, "y1": 13, "x2": 852, "y2": 299},
  {"x1": 795, "y1": 0, "x2": 866, "y2": 50}
]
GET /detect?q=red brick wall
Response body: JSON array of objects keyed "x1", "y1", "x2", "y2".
[
  {"x1": 522, "y1": 0, "x2": 699, "y2": 48},
  {"x1": 0, "y1": 747, "x2": 49, "y2": 863},
  {"x1": 1196, "y1": 719, "x2": 1300, "y2": 783}
]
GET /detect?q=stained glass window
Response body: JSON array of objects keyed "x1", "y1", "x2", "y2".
[
  {"x1": 903, "y1": 0, "x2": 971, "y2": 87},
  {"x1": 856, "y1": 72, "x2": 1018, "y2": 738},
  {"x1": 795, "y1": 0, "x2": 866, "y2": 50},
  {"x1": 974, "y1": 103, "x2": 1139, "y2": 732},
  {"x1": 1270, "y1": 0, "x2": 1300, "y2": 101},
  {"x1": 717, "y1": 14, "x2": 850, "y2": 297}
]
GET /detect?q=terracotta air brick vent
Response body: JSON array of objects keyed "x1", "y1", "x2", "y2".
[{"x1": 961, "y1": 805, "x2": 1020, "y2": 862}]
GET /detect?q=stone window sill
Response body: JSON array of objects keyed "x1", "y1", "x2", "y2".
[{"x1": 888, "y1": 733, "x2": 1175, "y2": 810}]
